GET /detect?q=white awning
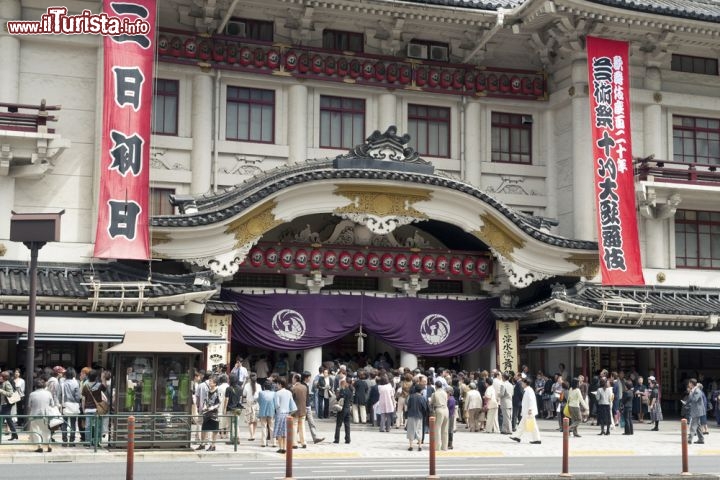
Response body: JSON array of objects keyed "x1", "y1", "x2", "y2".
[
  {"x1": 0, "y1": 315, "x2": 225, "y2": 344},
  {"x1": 526, "y1": 326, "x2": 720, "y2": 350}
]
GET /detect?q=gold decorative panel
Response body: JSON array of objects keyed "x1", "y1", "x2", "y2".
[
  {"x1": 333, "y1": 184, "x2": 431, "y2": 218},
  {"x1": 0, "y1": 243, "x2": 6, "y2": 256},
  {"x1": 226, "y1": 200, "x2": 282, "y2": 249},
  {"x1": 568, "y1": 254, "x2": 601, "y2": 278},
  {"x1": 473, "y1": 213, "x2": 525, "y2": 258}
]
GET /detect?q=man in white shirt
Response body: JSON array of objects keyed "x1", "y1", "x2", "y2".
[
  {"x1": 510, "y1": 377, "x2": 542, "y2": 444},
  {"x1": 231, "y1": 359, "x2": 248, "y2": 385}
]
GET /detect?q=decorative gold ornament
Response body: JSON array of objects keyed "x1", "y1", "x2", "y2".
[
  {"x1": 0, "y1": 243, "x2": 6, "y2": 256},
  {"x1": 567, "y1": 254, "x2": 600, "y2": 278},
  {"x1": 226, "y1": 200, "x2": 282, "y2": 249},
  {"x1": 333, "y1": 184, "x2": 432, "y2": 218},
  {"x1": 473, "y1": 214, "x2": 525, "y2": 259},
  {"x1": 656, "y1": 272, "x2": 666, "y2": 283}
]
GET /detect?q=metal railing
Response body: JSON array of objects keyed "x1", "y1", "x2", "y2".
[{"x1": 1, "y1": 413, "x2": 238, "y2": 452}]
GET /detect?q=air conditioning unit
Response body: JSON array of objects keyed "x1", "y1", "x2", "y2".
[
  {"x1": 407, "y1": 42, "x2": 428, "y2": 59},
  {"x1": 225, "y1": 20, "x2": 246, "y2": 37},
  {"x1": 429, "y1": 45, "x2": 449, "y2": 62}
]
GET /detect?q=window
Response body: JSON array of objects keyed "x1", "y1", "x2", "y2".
[
  {"x1": 226, "y1": 87, "x2": 274, "y2": 143},
  {"x1": 491, "y1": 112, "x2": 532, "y2": 164},
  {"x1": 673, "y1": 115, "x2": 720, "y2": 165},
  {"x1": 671, "y1": 54, "x2": 718, "y2": 76},
  {"x1": 224, "y1": 18, "x2": 274, "y2": 42},
  {"x1": 322, "y1": 30, "x2": 364, "y2": 53},
  {"x1": 675, "y1": 210, "x2": 720, "y2": 269},
  {"x1": 407, "y1": 104, "x2": 450, "y2": 158},
  {"x1": 150, "y1": 187, "x2": 175, "y2": 215},
  {"x1": 319, "y1": 96, "x2": 365, "y2": 149},
  {"x1": 152, "y1": 79, "x2": 178, "y2": 135}
]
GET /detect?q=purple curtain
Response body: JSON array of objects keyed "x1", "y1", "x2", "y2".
[{"x1": 222, "y1": 290, "x2": 497, "y2": 356}]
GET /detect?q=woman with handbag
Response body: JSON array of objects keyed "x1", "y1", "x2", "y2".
[
  {"x1": 81, "y1": 369, "x2": 107, "y2": 447},
  {"x1": 200, "y1": 377, "x2": 221, "y2": 451},
  {"x1": 27, "y1": 378, "x2": 56, "y2": 452},
  {"x1": 0, "y1": 370, "x2": 19, "y2": 440}
]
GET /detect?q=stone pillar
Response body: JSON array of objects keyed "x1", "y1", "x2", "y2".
[
  {"x1": 190, "y1": 74, "x2": 213, "y2": 194},
  {"x1": 464, "y1": 100, "x2": 482, "y2": 186},
  {"x1": 377, "y1": 92, "x2": 397, "y2": 131},
  {"x1": 571, "y1": 56, "x2": 595, "y2": 240},
  {"x1": 643, "y1": 66, "x2": 664, "y2": 160},
  {"x1": 287, "y1": 84, "x2": 308, "y2": 164},
  {"x1": 544, "y1": 109, "x2": 558, "y2": 220},
  {"x1": 0, "y1": 0, "x2": 21, "y2": 241},
  {"x1": 399, "y1": 351, "x2": 417, "y2": 371},
  {"x1": 304, "y1": 346, "x2": 322, "y2": 375}
]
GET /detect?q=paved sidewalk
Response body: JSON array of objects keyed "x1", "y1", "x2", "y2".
[{"x1": 1, "y1": 416, "x2": 718, "y2": 465}]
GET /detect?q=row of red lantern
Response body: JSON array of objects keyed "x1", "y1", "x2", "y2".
[
  {"x1": 245, "y1": 246, "x2": 492, "y2": 277},
  {"x1": 158, "y1": 35, "x2": 545, "y2": 97}
]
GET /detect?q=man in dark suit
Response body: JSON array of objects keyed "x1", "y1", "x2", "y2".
[
  {"x1": 512, "y1": 372, "x2": 524, "y2": 430},
  {"x1": 419, "y1": 373, "x2": 435, "y2": 444}
]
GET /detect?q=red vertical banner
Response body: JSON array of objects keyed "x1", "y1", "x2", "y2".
[
  {"x1": 94, "y1": 0, "x2": 156, "y2": 260},
  {"x1": 586, "y1": 37, "x2": 644, "y2": 286}
]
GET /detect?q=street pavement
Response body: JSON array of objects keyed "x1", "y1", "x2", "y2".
[{"x1": 2, "y1": 415, "x2": 719, "y2": 478}]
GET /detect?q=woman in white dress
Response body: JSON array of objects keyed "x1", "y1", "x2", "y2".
[{"x1": 484, "y1": 377, "x2": 500, "y2": 433}]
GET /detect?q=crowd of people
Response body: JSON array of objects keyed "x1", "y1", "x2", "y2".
[
  {"x1": 4, "y1": 356, "x2": 719, "y2": 454},
  {"x1": 0, "y1": 365, "x2": 111, "y2": 451}
]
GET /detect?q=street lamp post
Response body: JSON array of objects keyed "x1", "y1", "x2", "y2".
[{"x1": 10, "y1": 210, "x2": 64, "y2": 391}]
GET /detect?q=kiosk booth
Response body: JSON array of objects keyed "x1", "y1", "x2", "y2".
[{"x1": 106, "y1": 331, "x2": 200, "y2": 448}]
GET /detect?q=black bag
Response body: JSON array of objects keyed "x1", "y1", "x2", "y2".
[{"x1": 226, "y1": 385, "x2": 242, "y2": 410}]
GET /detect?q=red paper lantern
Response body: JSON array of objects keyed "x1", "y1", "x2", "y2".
[
  {"x1": 226, "y1": 44, "x2": 238, "y2": 64},
  {"x1": 239, "y1": 47, "x2": 252, "y2": 66},
  {"x1": 285, "y1": 51, "x2": 298, "y2": 71},
  {"x1": 428, "y1": 69, "x2": 440, "y2": 88},
  {"x1": 295, "y1": 249, "x2": 308, "y2": 269},
  {"x1": 212, "y1": 42, "x2": 226, "y2": 62},
  {"x1": 475, "y1": 73, "x2": 486, "y2": 92},
  {"x1": 386, "y1": 63, "x2": 398, "y2": 83},
  {"x1": 409, "y1": 254, "x2": 422, "y2": 273},
  {"x1": 450, "y1": 257, "x2": 463, "y2": 275},
  {"x1": 362, "y1": 62, "x2": 375, "y2": 79},
  {"x1": 399, "y1": 65, "x2": 412, "y2": 84},
  {"x1": 416, "y1": 68, "x2": 428, "y2": 87},
  {"x1": 324, "y1": 250, "x2": 337, "y2": 269},
  {"x1": 311, "y1": 55, "x2": 323, "y2": 73},
  {"x1": 349, "y1": 59, "x2": 362, "y2": 78},
  {"x1": 422, "y1": 255, "x2": 436, "y2": 274},
  {"x1": 183, "y1": 38, "x2": 197, "y2": 58},
  {"x1": 499, "y1": 75, "x2": 511, "y2": 92},
  {"x1": 521, "y1": 76, "x2": 533, "y2": 95},
  {"x1": 440, "y1": 70, "x2": 453, "y2": 89},
  {"x1": 374, "y1": 62, "x2": 386, "y2": 81},
  {"x1": 309, "y1": 249, "x2": 323, "y2": 269},
  {"x1": 170, "y1": 36, "x2": 182, "y2": 57},
  {"x1": 298, "y1": 53, "x2": 310, "y2": 73},
  {"x1": 395, "y1": 254, "x2": 408, "y2": 273},
  {"x1": 249, "y1": 248, "x2": 264, "y2": 267},
  {"x1": 325, "y1": 56, "x2": 337, "y2": 76},
  {"x1": 380, "y1": 253, "x2": 394, "y2": 272},
  {"x1": 266, "y1": 49, "x2": 280, "y2": 69},
  {"x1": 198, "y1": 40, "x2": 211, "y2": 60},
  {"x1": 353, "y1": 252, "x2": 366, "y2": 271},
  {"x1": 253, "y1": 48, "x2": 265, "y2": 67},
  {"x1": 452, "y1": 70, "x2": 464, "y2": 90},
  {"x1": 476, "y1": 258, "x2": 490, "y2": 276},
  {"x1": 338, "y1": 251, "x2": 352, "y2": 270},
  {"x1": 337, "y1": 58, "x2": 349, "y2": 77},
  {"x1": 158, "y1": 35, "x2": 169, "y2": 55},
  {"x1": 462, "y1": 257, "x2": 475, "y2": 276},
  {"x1": 487, "y1": 74, "x2": 499, "y2": 91},
  {"x1": 280, "y1": 248, "x2": 294, "y2": 269},
  {"x1": 366, "y1": 253, "x2": 380, "y2": 271},
  {"x1": 533, "y1": 77, "x2": 544, "y2": 96},
  {"x1": 436, "y1": 255, "x2": 448, "y2": 274},
  {"x1": 464, "y1": 71, "x2": 476, "y2": 91},
  {"x1": 265, "y1": 248, "x2": 278, "y2": 268},
  {"x1": 510, "y1": 76, "x2": 522, "y2": 93}
]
